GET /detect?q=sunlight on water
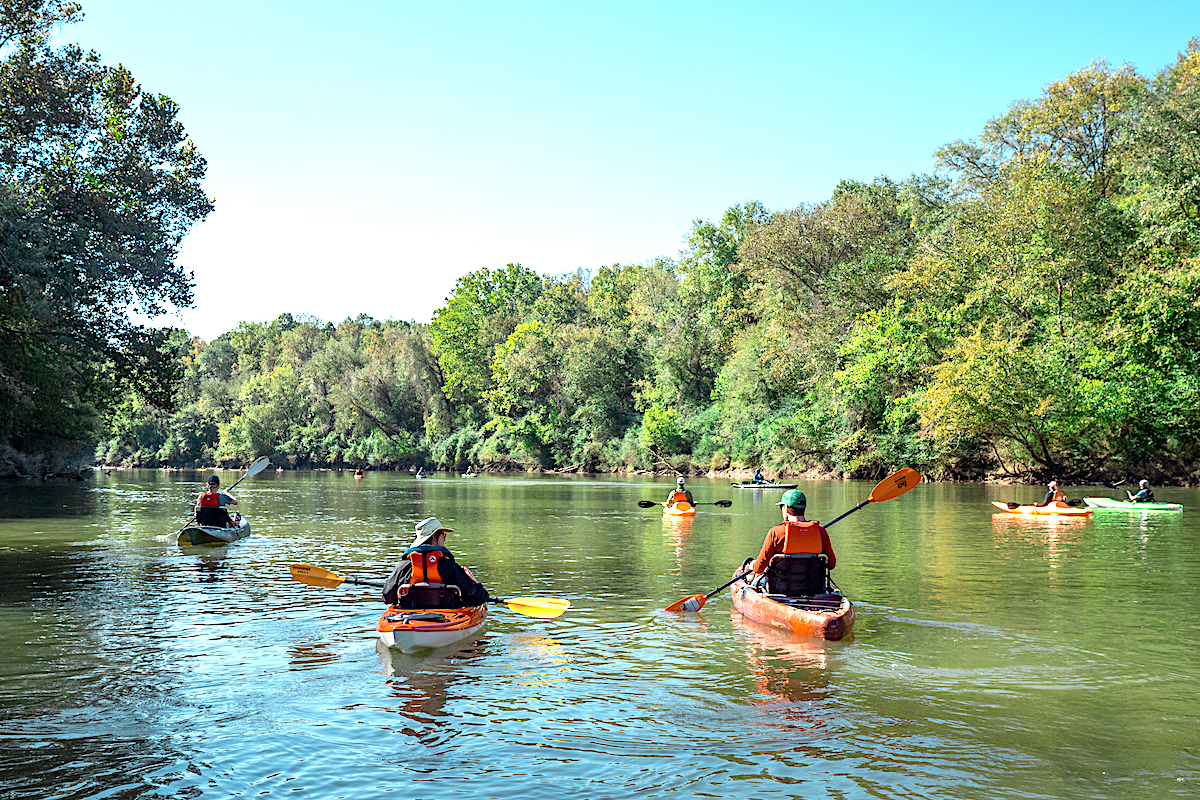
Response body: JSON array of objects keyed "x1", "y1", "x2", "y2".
[{"x1": 1, "y1": 471, "x2": 1198, "y2": 798}]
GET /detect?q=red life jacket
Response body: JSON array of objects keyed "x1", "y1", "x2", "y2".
[
  {"x1": 408, "y1": 547, "x2": 446, "y2": 586},
  {"x1": 199, "y1": 489, "x2": 221, "y2": 508}
]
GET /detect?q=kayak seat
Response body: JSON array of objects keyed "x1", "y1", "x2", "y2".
[
  {"x1": 398, "y1": 582, "x2": 463, "y2": 609},
  {"x1": 196, "y1": 506, "x2": 232, "y2": 527},
  {"x1": 764, "y1": 553, "x2": 828, "y2": 597}
]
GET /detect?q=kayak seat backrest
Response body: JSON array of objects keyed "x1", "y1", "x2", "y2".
[
  {"x1": 398, "y1": 545, "x2": 464, "y2": 609},
  {"x1": 764, "y1": 553, "x2": 828, "y2": 597},
  {"x1": 196, "y1": 506, "x2": 231, "y2": 527}
]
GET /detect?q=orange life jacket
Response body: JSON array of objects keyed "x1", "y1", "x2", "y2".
[
  {"x1": 669, "y1": 490, "x2": 689, "y2": 504},
  {"x1": 199, "y1": 489, "x2": 221, "y2": 508},
  {"x1": 781, "y1": 521, "x2": 824, "y2": 555},
  {"x1": 407, "y1": 547, "x2": 447, "y2": 586},
  {"x1": 1051, "y1": 490, "x2": 1065, "y2": 502}
]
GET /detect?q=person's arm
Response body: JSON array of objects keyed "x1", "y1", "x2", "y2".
[
  {"x1": 382, "y1": 561, "x2": 411, "y2": 606},
  {"x1": 820, "y1": 526, "x2": 836, "y2": 570},
  {"x1": 750, "y1": 527, "x2": 784, "y2": 574},
  {"x1": 221, "y1": 491, "x2": 237, "y2": 506},
  {"x1": 685, "y1": 490, "x2": 694, "y2": 503},
  {"x1": 449, "y1": 561, "x2": 490, "y2": 606}
]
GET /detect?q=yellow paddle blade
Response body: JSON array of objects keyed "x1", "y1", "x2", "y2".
[
  {"x1": 665, "y1": 594, "x2": 707, "y2": 613},
  {"x1": 289, "y1": 563, "x2": 346, "y2": 588},
  {"x1": 500, "y1": 597, "x2": 571, "y2": 619},
  {"x1": 868, "y1": 468, "x2": 922, "y2": 503}
]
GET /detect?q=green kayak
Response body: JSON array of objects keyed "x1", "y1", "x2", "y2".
[{"x1": 1082, "y1": 497, "x2": 1183, "y2": 512}]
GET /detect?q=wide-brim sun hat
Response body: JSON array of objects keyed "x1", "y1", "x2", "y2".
[
  {"x1": 411, "y1": 516, "x2": 454, "y2": 547},
  {"x1": 777, "y1": 489, "x2": 807, "y2": 508}
]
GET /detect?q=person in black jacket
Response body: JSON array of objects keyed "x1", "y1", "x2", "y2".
[{"x1": 382, "y1": 517, "x2": 489, "y2": 608}]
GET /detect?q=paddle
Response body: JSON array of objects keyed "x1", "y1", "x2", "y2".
[
  {"x1": 288, "y1": 563, "x2": 571, "y2": 619},
  {"x1": 665, "y1": 467, "x2": 922, "y2": 612},
  {"x1": 638, "y1": 500, "x2": 732, "y2": 508},
  {"x1": 1006, "y1": 497, "x2": 1084, "y2": 509},
  {"x1": 177, "y1": 456, "x2": 272, "y2": 531}
]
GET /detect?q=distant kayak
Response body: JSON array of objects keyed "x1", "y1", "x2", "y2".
[
  {"x1": 731, "y1": 482, "x2": 798, "y2": 489},
  {"x1": 178, "y1": 517, "x2": 251, "y2": 545},
  {"x1": 663, "y1": 501, "x2": 697, "y2": 517},
  {"x1": 1083, "y1": 497, "x2": 1183, "y2": 512},
  {"x1": 990, "y1": 501, "x2": 1093, "y2": 517},
  {"x1": 377, "y1": 604, "x2": 487, "y2": 652}
]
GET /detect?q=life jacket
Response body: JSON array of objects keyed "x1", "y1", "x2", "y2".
[
  {"x1": 765, "y1": 521, "x2": 828, "y2": 596},
  {"x1": 669, "y1": 490, "x2": 688, "y2": 505},
  {"x1": 780, "y1": 521, "x2": 823, "y2": 554},
  {"x1": 1051, "y1": 490, "x2": 1065, "y2": 502},
  {"x1": 196, "y1": 489, "x2": 231, "y2": 526},
  {"x1": 397, "y1": 545, "x2": 463, "y2": 609}
]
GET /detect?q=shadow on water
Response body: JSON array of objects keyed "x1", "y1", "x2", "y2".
[
  {"x1": 0, "y1": 549, "x2": 99, "y2": 605},
  {"x1": 0, "y1": 480, "x2": 96, "y2": 519}
]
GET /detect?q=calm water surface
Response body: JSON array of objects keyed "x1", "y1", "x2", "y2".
[{"x1": 1, "y1": 471, "x2": 1197, "y2": 799}]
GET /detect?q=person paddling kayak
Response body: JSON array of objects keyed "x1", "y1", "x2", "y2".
[
  {"x1": 195, "y1": 475, "x2": 240, "y2": 527},
  {"x1": 666, "y1": 476, "x2": 694, "y2": 505},
  {"x1": 744, "y1": 489, "x2": 836, "y2": 594},
  {"x1": 383, "y1": 518, "x2": 489, "y2": 609},
  {"x1": 1128, "y1": 480, "x2": 1155, "y2": 503},
  {"x1": 1033, "y1": 480, "x2": 1067, "y2": 507}
]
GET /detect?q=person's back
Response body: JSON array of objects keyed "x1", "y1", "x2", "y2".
[
  {"x1": 383, "y1": 518, "x2": 488, "y2": 609},
  {"x1": 748, "y1": 490, "x2": 836, "y2": 596},
  {"x1": 667, "y1": 478, "x2": 693, "y2": 505}
]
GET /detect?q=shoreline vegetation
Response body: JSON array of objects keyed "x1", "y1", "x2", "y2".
[{"x1": 2, "y1": 4, "x2": 1199, "y2": 485}]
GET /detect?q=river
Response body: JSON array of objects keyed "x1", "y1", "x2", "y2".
[{"x1": 1, "y1": 470, "x2": 1197, "y2": 799}]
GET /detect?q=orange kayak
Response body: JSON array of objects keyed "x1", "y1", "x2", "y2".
[
  {"x1": 376, "y1": 604, "x2": 487, "y2": 652},
  {"x1": 663, "y1": 501, "x2": 697, "y2": 517},
  {"x1": 730, "y1": 570, "x2": 855, "y2": 641},
  {"x1": 990, "y1": 501, "x2": 1093, "y2": 516}
]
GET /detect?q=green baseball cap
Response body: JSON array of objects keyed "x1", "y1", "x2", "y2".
[{"x1": 777, "y1": 489, "x2": 806, "y2": 508}]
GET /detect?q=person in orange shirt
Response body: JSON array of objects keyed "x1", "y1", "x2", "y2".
[{"x1": 748, "y1": 489, "x2": 836, "y2": 590}]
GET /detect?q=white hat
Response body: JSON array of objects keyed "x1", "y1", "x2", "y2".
[
  {"x1": 1140, "y1": 479, "x2": 1149, "y2": 487},
  {"x1": 411, "y1": 517, "x2": 453, "y2": 547},
  {"x1": 677, "y1": 476, "x2": 685, "y2": 485}
]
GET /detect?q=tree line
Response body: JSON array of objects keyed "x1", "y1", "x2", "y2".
[{"x1": 4, "y1": 2, "x2": 1199, "y2": 482}]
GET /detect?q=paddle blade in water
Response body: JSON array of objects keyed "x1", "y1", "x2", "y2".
[
  {"x1": 289, "y1": 563, "x2": 345, "y2": 588},
  {"x1": 500, "y1": 597, "x2": 571, "y2": 619},
  {"x1": 868, "y1": 468, "x2": 922, "y2": 503},
  {"x1": 665, "y1": 594, "x2": 707, "y2": 613}
]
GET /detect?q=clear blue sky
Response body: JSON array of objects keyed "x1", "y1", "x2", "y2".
[{"x1": 66, "y1": 0, "x2": 1200, "y2": 341}]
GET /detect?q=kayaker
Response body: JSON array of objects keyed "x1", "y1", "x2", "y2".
[
  {"x1": 746, "y1": 489, "x2": 836, "y2": 594},
  {"x1": 416, "y1": 467, "x2": 427, "y2": 478},
  {"x1": 1034, "y1": 481, "x2": 1066, "y2": 507},
  {"x1": 383, "y1": 517, "x2": 489, "y2": 609},
  {"x1": 666, "y1": 476, "x2": 694, "y2": 505},
  {"x1": 752, "y1": 470, "x2": 765, "y2": 484},
  {"x1": 195, "y1": 475, "x2": 239, "y2": 527},
  {"x1": 1128, "y1": 480, "x2": 1155, "y2": 503}
]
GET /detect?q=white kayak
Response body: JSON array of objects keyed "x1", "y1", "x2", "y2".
[
  {"x1": 177, "y1": 517, "x2": 252, "y2": 545},
  {"x1": 1082, "y1": 497, "x2": 1183, "y2": 512}
]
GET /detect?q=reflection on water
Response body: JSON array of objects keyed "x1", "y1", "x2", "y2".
[{"x1": 1, "y1": 472, "x2": 1198, "y2": 798}]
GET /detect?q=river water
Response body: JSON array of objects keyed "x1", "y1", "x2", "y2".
[{"x1": 0, "y1": 471, "x2": 1196, "y2": 799}]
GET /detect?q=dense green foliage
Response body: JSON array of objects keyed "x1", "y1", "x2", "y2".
[
  {"x1": 0, "y1": 0, "x2": 211, "y2": 474},
  {"x1": 87, "y1": 40, "x2": 1200, "y2": 483}
]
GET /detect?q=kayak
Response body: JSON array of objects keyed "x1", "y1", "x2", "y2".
[
  {"x1": 990, "y1": 501, "x2": 1093, "y2": 517},
  {"x1": 663, "y1": 501, "x2": 697, "y2": 517},
  {"x1": 177, "y1": 516, "x2": 251, "y2": 545},
  {"x1": 731, "y1": 482, "x2": 798, "y2": 489},
  {"x1": 1082, "y1": 497, "x2": 1183, "y2": 512},
  {"x1": 376, "y1": 604, "x2": 488, "y2": 652},
  {"x1": 730, "y1": 570, "x2": 854, "y2": 641}
]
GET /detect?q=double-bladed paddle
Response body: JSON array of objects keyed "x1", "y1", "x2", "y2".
[
  {"x1": 637, "y1": 500, "x2": 732, "y2": 508},
  {"x1": 288, "y1": 563, "x2": 571, "y2": 619},
  {"x1": 665, "y1": 467, "x2": 922, "y2": 612}
]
